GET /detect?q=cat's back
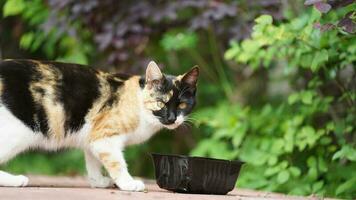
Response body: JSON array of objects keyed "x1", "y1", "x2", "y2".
[{"x1": 0, "y1": 59, "x2": 101, "y2": 137}]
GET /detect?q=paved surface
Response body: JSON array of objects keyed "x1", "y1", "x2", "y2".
[{"x1": 0, "y1": 176, "x2": 330, "y2": 200}]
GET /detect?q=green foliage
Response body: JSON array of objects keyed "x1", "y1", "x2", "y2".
[
  {"x1": 2, "y1": 0, "x2": 92, "y2": 64},
  {"x1": 3, "y1": 0, "x2": 25, "y2": 17},
  {"x1": 0, "y1": 150, "x2": 85, "y2": 175},
  {"x1": 161, "y1": 31, "x2": 198, "y2": 51},
  {"x1": 194, "y1": 6, "x2": 356, "y2": 199}
]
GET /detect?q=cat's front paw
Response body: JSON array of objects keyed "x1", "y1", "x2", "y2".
[
  {"x1": 16, "y1": 175, "x2": 29, "y2": 187},
  {"x1": 89, "y1": 176, "x2": 114, "y2": 188},
  {"x1": 5, "y1": 175, "x2": 29, "y2": 187},
  {"x1": 117, "y1": 179, "x2": 145, "y2": 192}
]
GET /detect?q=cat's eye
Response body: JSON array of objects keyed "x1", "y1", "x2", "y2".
[
  {"x1": 178, "y1": 102, "x2": 187, "y2": 109},
  {"x1": 157, "y1": 101, "x2": 165, "y2": 108},
  {"x1": 163, "y1": 95, "x2": 170, "y2": 103}
]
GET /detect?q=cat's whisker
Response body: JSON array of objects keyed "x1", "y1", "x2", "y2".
[
  {"x1": 185, "y1": 119, "x2": 195, "y2": 124},
  {"x1": 184, "y1": 121, "x2": 194, "y2": 127},
  {"x1": 186, "y1": 116, "x2": 198, "y2": 122},
  {"x1": 184, "y1": 120, "x2": 193, "y2": 129},
  {"x1": 184, "y1": 118, "x2": 197, "y2": 126},
  {"x1": 177, "y1": 122, "x2": 190, "y2": 133}
]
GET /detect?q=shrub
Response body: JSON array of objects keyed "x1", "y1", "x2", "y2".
[{"x1": 192, "y1": 4, "x2": 355, "y2": 199}]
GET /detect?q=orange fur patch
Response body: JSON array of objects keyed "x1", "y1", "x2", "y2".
[
  {"x1": 88, "y1": 76, "x2": 141, "y2": 141},
  {"x1": 99, "y1": 152, "x2": 110, "y2": 161},
  {"x1": 108, "y1": 162, "x2": 120, "y2": 171},
  {"x1": 98, "y1": 152, "x2": 120, "y2": 179}
]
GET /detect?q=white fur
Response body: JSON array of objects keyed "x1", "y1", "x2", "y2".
[
  {"x1": 163, "y1": 115, "x2": 185, "y2": 130},
  {"x1": 90, "y1": 135, "x2": 145, "y2": 191},
  {"x1": 124, "y1": 89, "x2": 163, "y2": 146},
  {"x1": 84, "y1": 149, "x2": 114, "y2": 188},
  {"x1": 0, "y1": 105, "x2": 34, "y2": 187},
  {"x1": 0, "y1": 87, "x2": 185, "y2": 190}
]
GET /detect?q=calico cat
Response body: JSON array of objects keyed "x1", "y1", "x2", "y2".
[{"x1": 0, "y1": 59, "x2": 199, "y2": 191}]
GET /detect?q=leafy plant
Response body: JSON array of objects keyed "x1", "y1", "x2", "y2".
[
  {"x1": 305, "y1": 0, "x2": 355, "y2": 33},
  {"x1": 193, "y1": 3, "x2": 356, "y2": 199},
  {"x1": 2, "y1": 0, "x2": 93, "y2": 64}
]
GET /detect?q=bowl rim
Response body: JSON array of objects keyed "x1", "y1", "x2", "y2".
[{"x1": 151, "y1": 153, "x2": 245, "y2": 165}]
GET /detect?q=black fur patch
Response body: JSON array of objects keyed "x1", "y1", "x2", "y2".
[
  {"x1": 160, "y1": 75, "x2": 175, "y2": 93},
  {"x1": 139, "y1": 76, "x2": 145, "y2": 89},
  {"x1": 113, "y1": 73, "x2": 132, "y2": 81},
  {"x1": 42, "y1": 61, "x2": 101, "y2": 133},
  {"x1": 107, "y1": 77, "x2": 124, "y2": 91},
  {"x1": 103, "y1": 75, "x2": 125, "y2": 108},
  {"x1": 0, "y1": 60, "x2": 49, "y2": 134}
]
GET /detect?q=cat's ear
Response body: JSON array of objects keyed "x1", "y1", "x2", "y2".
[
  {"x1": 146, "y1": 61, "x2": 163, "y2": 88},
  {"x1": 182, "y1": 66, "x2": 199, "y2": 87}
]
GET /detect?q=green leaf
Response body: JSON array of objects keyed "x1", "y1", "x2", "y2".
[
  {"x1": 225, "y1": 42, "x2": 240, "y2": 60},
  {"x1": 3, "y1": 0, "x2": 25, "y2": 17},
  {"x1": 307, "y1": 156, "x2": 317, "y2": 168},
  {"x1": 19, "y1": 32, "x2": 35, "y2": 49},
  {"x1": 312, "y1": 181, "x2": 324, "y2": 193},
  {"x1": 326, "y1": 122, "x2": 335, "y2": 131},
  {"x1": 289, "y1": 166, "x2": 301, "y2": 177},
  {"x1": 267, "y1": 156, "x2": 278, "y2": 166},
  {"x1": 301, "y1": 91, "x2": 313, "y2": 104},
  {"x1": 307, "y1": 167, "x2": 318, "y2": 181},
  {"x1": 57, "y1": 48, "x2": 88, "y2": 65},
  {"x1": 302, "y1": 126, "x2": 315, "y2": 137},
  {"x1": 277, "y1": 170, "x2": 290, "y2": 184},
  {"x1": 336, "y1": 177, "x2": 356, "y2": 195},
  {"x1": 332, "y1": 146, "x2": 356, "y2": 161},
  {"x1": 213, "y1": 129, "x2": 232, "y2": 139},
  {"x1": 310, "y1": 49, "x2": 328, "y2": 72},
  {"x1": 288, "y1": 93, "x2": 299, "y2": 105},
  {"x1": 264, "y1": 165, "x2": 282, "y2": 176},
  {"x1": 255, "y1": 15, "x2": 273, "y2": 25}
]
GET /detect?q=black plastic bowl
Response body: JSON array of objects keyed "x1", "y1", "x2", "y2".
[{"x1": 151, "y1": 153, "x2": 244, "y2": 195}]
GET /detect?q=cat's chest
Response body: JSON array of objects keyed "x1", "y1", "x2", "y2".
[{"x1": 124, "y1": 120, "x2": 162, "y2": 146}]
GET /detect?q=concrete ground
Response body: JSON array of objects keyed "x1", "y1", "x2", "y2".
[{"x1": 0, "y1": 176, "x2": 330, "y2": 200}]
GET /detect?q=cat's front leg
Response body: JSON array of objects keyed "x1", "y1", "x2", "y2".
[
  {"x1": 84, "y1": 150, "x2": 114, "y2": 188},
  {"x1": 89, "y1": 136, "x2": 145, "y2": 192}
]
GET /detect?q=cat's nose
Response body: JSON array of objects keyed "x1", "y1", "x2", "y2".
[{"x1": 167, "y1": 113, "x2": 176, "y2": 124}]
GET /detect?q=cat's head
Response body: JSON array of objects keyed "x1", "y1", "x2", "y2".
[{"x1": 142, "y1": 61, "x2": 199, "y2": 129}]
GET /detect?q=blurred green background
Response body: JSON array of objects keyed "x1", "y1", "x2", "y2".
[{"x1": 0, "y1": 0, "x2": 355, "y2": 198}]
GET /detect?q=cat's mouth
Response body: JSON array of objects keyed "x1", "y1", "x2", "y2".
[
  {"x1": 164, "y1": 123, "x2": 181, "y2": 130},
  {"x1": 162, "y1": 115, "x2": 185, "y2": 130}
]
